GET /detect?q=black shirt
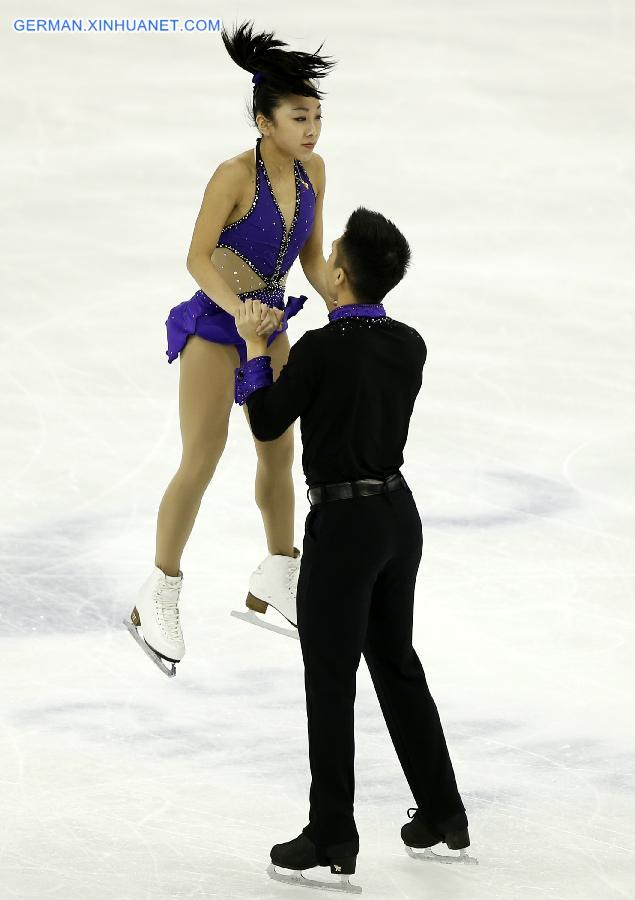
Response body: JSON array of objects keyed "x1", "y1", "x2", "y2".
[{"x1": 238, "y1": 308, "x2": 427, "y2": 487}]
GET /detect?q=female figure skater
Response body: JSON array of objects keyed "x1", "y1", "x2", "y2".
[{"x1": 124, "y1": 21, "x2": 335, "y2": 676}]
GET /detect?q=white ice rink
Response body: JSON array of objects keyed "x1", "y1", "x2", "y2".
[{"x1": 2, "y1": 1, "x2": 634, "y2": 897}]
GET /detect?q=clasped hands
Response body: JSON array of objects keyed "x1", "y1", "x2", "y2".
[{"x1": 234, "y1": 299, "x2": 285, "y2": 344}]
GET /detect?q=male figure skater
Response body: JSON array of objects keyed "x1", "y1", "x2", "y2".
[{"x1": 233, "y1": 207, "x2": 474, "y2": 892}]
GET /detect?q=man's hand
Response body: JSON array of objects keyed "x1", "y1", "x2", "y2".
[{"x1": 235, "y1": 300, "x2": 284, "y2": 341}]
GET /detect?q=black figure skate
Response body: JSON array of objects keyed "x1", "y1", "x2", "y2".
[
  {"x1": 267, "y1": 831, "x2": 361, "y2": 894},
  {"x1": 401, "y1": 808, "x2": 478, "y2": 865}
]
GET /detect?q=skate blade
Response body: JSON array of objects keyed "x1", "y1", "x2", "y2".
[
  {"x1": 230, "y1": 609, "x2": 299, "y2": 641},
  {"x1": 122, "y1": 618, "x2": 177, "y2": 677},
  {"x1": 267, "y1": 862, "x2": 362, "y2": 894},
  {"x1": 405, "y1": 845, "x2": 478, "y2": 865}
]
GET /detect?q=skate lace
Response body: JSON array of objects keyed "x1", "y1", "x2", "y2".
[
  {"x1": 154, "y1": 581, "x2": 183, "y2": 641},
  {"x1": 407, "y1": 807, "x2": 418, "y2": 819},
  {"x1": 287, "y1": 564, "x2": 300, "y2": 592}
]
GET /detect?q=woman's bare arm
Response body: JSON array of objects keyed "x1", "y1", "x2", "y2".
[
  {"x1": 299, "y1": 154, "x2": 330, "y2": 311},
  {"x1": 186, "y1": 159, "x2": 250, "y2": 317}
]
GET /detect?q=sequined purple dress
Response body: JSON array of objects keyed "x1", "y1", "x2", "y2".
[{"x1": 166, "y1": 137, "x2": 316, "y2": 366}]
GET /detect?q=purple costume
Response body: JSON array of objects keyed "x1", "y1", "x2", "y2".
[{"x1": 165, "y1": 137, "x2": 316, "y2": 366}]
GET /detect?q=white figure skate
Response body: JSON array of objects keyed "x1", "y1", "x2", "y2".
[
  {"x1": 230, "y1": 547, "x2": 301, "y2": 640},
  {"x1": 123, "y1": 565, "x2": 185, "y2": 677}
]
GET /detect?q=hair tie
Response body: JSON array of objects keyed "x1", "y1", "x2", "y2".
[{"x1": 252, "y1": 71, "x2": 265, "y2": 87}]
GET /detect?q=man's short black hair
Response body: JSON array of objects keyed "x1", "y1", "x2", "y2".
[{"x1": 334, "y1": 207, "x2": 411, "y2": 304}]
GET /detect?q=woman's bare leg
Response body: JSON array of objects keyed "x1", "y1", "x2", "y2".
[
  {"x1": 242, "y1": 331, "x2": 295, "y2": 558},
  {"x1": 154, "y1": 336, "x2": 237, "y2": 576}
]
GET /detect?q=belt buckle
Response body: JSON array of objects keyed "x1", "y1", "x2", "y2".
[{"x1": 341, "y1": 482, "x2": 354, "y2": 500}]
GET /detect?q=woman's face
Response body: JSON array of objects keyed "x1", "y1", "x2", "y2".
[{"x1": 260, "y1": 92, "x2": 322, "y2": 159}]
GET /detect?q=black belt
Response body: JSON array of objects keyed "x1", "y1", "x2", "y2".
[{"x1": 307, "y1": 472, "x2": 407, "y2": 507}]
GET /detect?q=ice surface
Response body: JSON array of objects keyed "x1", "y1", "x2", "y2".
[{"x1": 1, "y1": 1, "x2": 634, "y2": 897}]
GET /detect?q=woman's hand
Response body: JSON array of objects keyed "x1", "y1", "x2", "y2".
[
  {"x1": 235, "y1": 300, "x2": 284, "y2": 342},
  {"x1": 257, "y1": 304, "x2": 285, "y2": 337},
  {"x1": 234, "y1": 300, "x2": 284, "y2": 341}
]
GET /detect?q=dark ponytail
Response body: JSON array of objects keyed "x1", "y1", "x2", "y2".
[{"x1": 221, "y1": 19, "x2": 336, "y2": 128}]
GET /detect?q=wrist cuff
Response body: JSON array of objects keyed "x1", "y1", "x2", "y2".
[{"x1": 234, "y1": 355, "x2": 273, "y2": 405}]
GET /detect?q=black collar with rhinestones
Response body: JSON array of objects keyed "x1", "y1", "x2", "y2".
[{"x1": 328, "y1": 302, "x2": 387, "y2": 322}]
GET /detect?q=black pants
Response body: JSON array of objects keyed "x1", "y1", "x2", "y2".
[{"x1": 296, "y1": 476, "x2": 466, "y2": 858}]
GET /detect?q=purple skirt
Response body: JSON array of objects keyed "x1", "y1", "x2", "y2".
[{"x1": 165, "y1": 289, "x2": 308, "y2": 366}]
